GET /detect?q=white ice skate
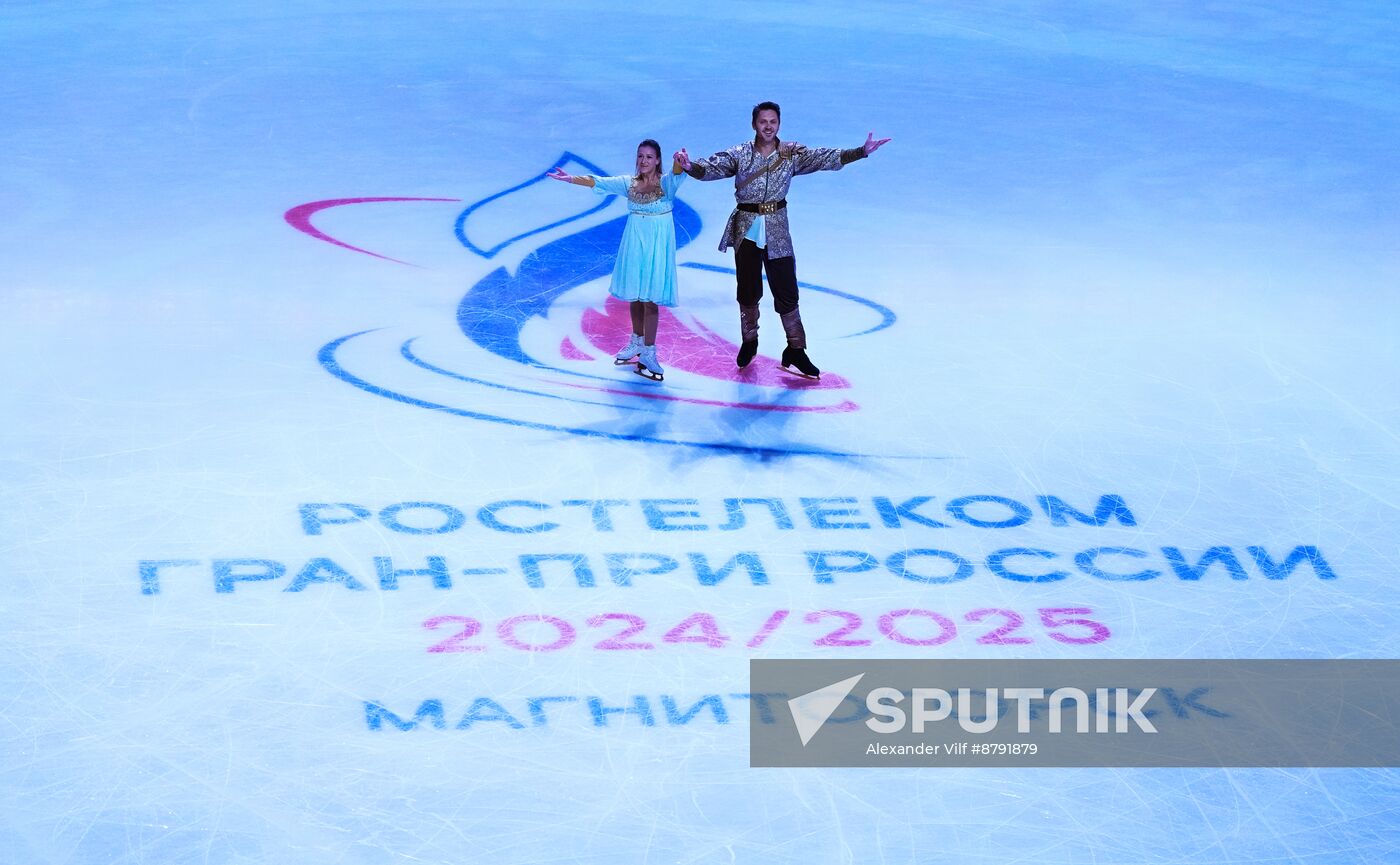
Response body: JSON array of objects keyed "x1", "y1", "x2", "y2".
[
  {"x1": 613, "y1": 334, "x2": 644, "y2": 365},
  {"x1": 635, "y1": 344, "x2": 664, "y2": 382}
]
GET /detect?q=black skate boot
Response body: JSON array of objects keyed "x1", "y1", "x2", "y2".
[
  {"x1": 778, "y1": 307, "x2": 819, "y2": 377},
  {"x1": 736, "y1": 304, "x2": 760, "y2": 368},
  {"x1": 736, "y1": 340, "x2": 759, "y2": 368},
  {"x1": 780, "y1": 346, "x2": 820, "y2": 378}
]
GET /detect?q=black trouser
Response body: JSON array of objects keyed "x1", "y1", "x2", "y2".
[{"x1": 735, "y1": 240, "x2": 799, "y2": 314}]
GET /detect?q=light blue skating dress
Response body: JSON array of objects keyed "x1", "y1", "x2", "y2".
[{"x1": 588, "y1": 170, "x2": 686, "y2": 306}]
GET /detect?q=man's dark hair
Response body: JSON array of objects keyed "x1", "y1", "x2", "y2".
[{"x1": 751, "y1": 101, "x2": 781, "y2": 123}]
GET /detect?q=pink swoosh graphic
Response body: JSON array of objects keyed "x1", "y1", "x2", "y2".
[
  {"x1": 582, "y1": 296, "x2": 851, "y2": 389},
  {"x1": 559, "y1": 336, "x2": 594, "y2": 360},
  {"x1": 284, "y1": 197, "x2": 460, "y2": 266}
]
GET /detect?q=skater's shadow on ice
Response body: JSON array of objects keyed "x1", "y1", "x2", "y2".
[
  {"x1": 561, "y1": 378, "x2": 678, "y2": 445},
  {"x1": 664, "y1": 381, "x2": 850, "y2": 469},
  {"x1": 717, "y1": 381, "x2": 799, "y2": 444},
  {"x1": 548, "y1": 373, "x2": 863, "y2": 468}
]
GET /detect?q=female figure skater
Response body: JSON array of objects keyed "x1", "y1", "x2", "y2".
[{"x1": 547, "y1": 139, "x2": 686, "y2": 381}]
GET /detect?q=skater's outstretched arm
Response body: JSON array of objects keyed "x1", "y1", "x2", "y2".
[
  {"x1": 790, "y1": 132, "x2": 892, "y2": 175},
  {"x1": 545, "y1": 168, "x2": 596, "y2": 188},
  {"x1": 683, "y1": 145, "x2": 741, "y2": 181}
]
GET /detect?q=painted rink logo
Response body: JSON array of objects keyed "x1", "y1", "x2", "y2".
[{"x1": 287, "y1": 153, "x2": 900, "y2": 458}]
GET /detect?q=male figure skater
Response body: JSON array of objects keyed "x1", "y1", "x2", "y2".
[{"x1": 675, "y1": 101, "x2": 889, "y2": 377}]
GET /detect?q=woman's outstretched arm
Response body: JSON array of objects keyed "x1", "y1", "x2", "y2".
[{"x1": 546, "y1": 168, "x2": 596, "y2": 187}]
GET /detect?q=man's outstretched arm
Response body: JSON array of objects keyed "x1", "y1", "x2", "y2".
[
  {"x1": 791, "y1": 132, "x2": 892, "y2": 175},
  {"x1": 678, "y1": 146, "x2": 741, "y2": 181}
]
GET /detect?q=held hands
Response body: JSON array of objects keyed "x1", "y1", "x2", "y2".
[
  {"x1": 672, "y1": 148, "x2": 691, "y2": 171},
  {"x1": 863, "y1": 132, "x2": 892, "y2": 155},
  {"x1": 546, "y1": 167, "x2": 574, "y2": 183}
]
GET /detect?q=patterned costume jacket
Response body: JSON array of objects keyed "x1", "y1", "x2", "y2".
[{"x1": 686, "y1": 138, "x2": 866, "y2": 259}]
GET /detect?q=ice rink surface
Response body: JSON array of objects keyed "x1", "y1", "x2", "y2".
[{"x1": 4, "y1": 1, "x2": 1400, "y2": 862}]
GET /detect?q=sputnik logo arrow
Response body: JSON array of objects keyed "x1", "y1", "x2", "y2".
[{"x1": 789, "y1": 674, "x2": 865, "y2": 746}]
